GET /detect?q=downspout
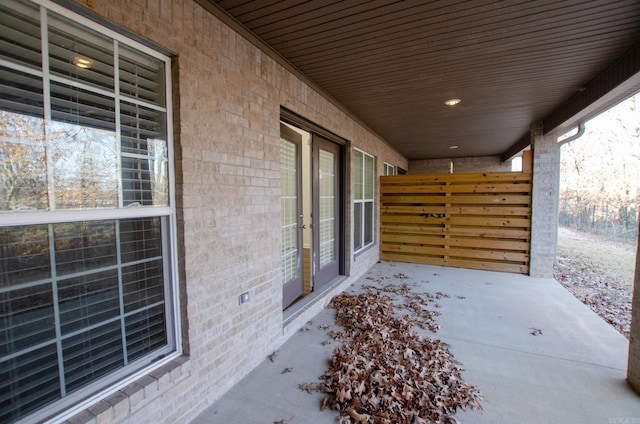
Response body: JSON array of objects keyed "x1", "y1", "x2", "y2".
[
  {"x1": 558, "y1": 122, "x2": 586, "y2": 146},
  {"x1": 552, "y1": 121, "x2": 585, "y2": 272}
]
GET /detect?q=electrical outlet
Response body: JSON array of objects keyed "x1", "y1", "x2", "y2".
[{"x1": 239, "y1": 291, "x2": 250, "y2": 304}]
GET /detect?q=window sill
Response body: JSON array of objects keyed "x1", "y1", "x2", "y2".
[
  {"x1": 61, "y1": 355, "x2": 191, "y2": 424},
  {"x1": 353, "y1": 242, "x2": 375, "y2": 259}
]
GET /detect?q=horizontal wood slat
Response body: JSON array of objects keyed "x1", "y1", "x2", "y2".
[
  {"x1": 382, "y1": 243, "x2": 530, "y2": 262},
  {"x1": 381, "y1": 233, "x2": 530, "y2": 251},
  {"x1": 381, "y1": 205, "x2": 531, "y2": 215},
  {"x1": 382, "y1": 215, "x2": 531, "y2": 228},
  {"x1": 381, "y1": 183, "x2": 532, "y2": 194},
  {"x1": 381, "y1": 225, "x2": 530, "y2": 239},
  {"x1": 380, "y1": 172, "x2": 532, "y2": 274},
  {"x1": 381, "y1": 172, "x2": 532, "y2": 184},
  {"x1": 381, "y1": 194, "x2": 532, "y2": 205}
]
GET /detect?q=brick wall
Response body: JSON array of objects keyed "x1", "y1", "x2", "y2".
[
  {"x1": 627, "y1": 222, "x2": 640, "y2": 391},
  {"x1": 409, "y1": 155, "x2": 513, "y2": 174},
  {"x1": 62, "y1": 1, "x2": 407, "y2": 423},
  {"x1": 529, "y1": 134, "x2": 561, "y2": 277}
]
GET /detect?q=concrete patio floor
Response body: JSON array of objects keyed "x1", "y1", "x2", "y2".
[{"x1": 192, "y1": 261, "x2": 640, "y2": 424}]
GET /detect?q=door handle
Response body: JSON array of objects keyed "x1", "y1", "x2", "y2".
[{"x1": 300, "y1": 224, "x2": 307, "y2": 229}]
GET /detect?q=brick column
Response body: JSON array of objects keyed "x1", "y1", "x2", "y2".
[
  {"x1": 529, "y1": 124, "x2": 560, "y2": 278},
  {"x1": 627, "y1": 222, "x2": 640, "y2": 392}
]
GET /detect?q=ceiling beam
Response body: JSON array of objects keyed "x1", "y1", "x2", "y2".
[
  {"x1": 502, "y1": 131, "x2": 533, "y2": 162},
  {"x1": 503, "y1": 41, "x2": 640, "y2": 161},
  {"x1": 543, "y1": 41, "x2": 640, "y2": 135}
]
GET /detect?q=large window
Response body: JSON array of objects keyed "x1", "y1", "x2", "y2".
[
  {"x1": 353, "y1": 148, "x2": 374, "y2": 252},
  {"x1": 0, "y1": 1, "x2": 178, "y2": 422}
]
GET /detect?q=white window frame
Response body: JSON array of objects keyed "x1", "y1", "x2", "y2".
[
  {"x1": 0, "y1": 1, "x2": 182, "y2": 422},
  {"x1": 353, "y1": 148, "x2": 375, "y2": 253},
  {"x1": 383, "y1": 162, "x2": 396, "y2": 176}
]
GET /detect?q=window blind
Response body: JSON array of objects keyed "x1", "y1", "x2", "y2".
[
  {"x1": 1, "y1": 218, "x2": 169, "y2": 421},
  {"x1": 0, "y1": 1, "x2": 176, "y2": 422},
  {"x1": 0, "y1": 0, "x2": 41, "y2": 71},
  {"x1": 353, "y1": 149, "x2": 375, "y2": 251}
]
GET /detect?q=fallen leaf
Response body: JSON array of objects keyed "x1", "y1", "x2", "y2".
[
  {"x1": 298, "y1": 382, "x2": 319, "y2": 393},
  {"x1": 328, "y1": 330, "x2": 343, "y2": 340},
  {"x1": 336, "y1": 387, "x2": 351, "y2": 402},
  {"x1": 268, "y1": 351, "x2": 277, "y2": 362},
  {"x1": 554, "y1": 258, "x2": 631, "y2": 339},
  {"x1": 282, "y1": 367, "x2": 293, "y2": 374},
  {"x1": 321, "y1": 395, "x2": 332, "y2": 410},
  {"x1": 345, "y1": 406, "x2": 370, "y2": 423},
  {"x1": 314, "y1": 285, "x2": 482, "y2": 423}
]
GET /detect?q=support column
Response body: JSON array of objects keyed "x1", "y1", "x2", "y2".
[
  {"x1": 529, "y1": 123, "x2": 561, "y2": 277},
  {"x1": 626, "y1": 221, "x2": 640, "y2": 392}
]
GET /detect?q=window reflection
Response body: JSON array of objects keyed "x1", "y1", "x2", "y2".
[
  {"x1": 0, "y1": 225, "x2": 50, "y2": 287},
  {"x1": 119, "y1": 45, "x2": 165, "y2": 106},
  {"x1": 121, "y1": 101, "x2": 168, "y2": 207},
  {"x1": 0, "y1": 49, "x2": 169, "y2": 212},
  {"x1": 48, "y1": 11, "x2": 115, "y2": 92},
  {"x1": 49, "y1": 121, "x2": 118, "y2": 209},
  {"x1": 148, "y1": 138, "x2": 168, "y2": 205},
  {"x1": 0, "y1": 111, "x2": 48, "y2": 211},
  {"x1": 53, "y1": 220, "x2": 117, "y2": 276},
  {"x1": 0, "y1": 0, "x2": 42, "y2": 71},
  {"x1": 0, "y1": 2, "x2": 174, "y2": 421}
]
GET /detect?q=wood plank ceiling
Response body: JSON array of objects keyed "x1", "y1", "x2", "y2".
[{"x1": 212, "y1": 0, "x2": 640, "y2": 160}]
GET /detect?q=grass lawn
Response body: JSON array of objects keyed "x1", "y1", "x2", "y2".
[{"x1": 554, "y1": 226, "x2": 637, "y2": 338}]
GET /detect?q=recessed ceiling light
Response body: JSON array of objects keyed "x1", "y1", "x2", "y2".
[
  {"x1": 73, "y1": 56, "x2": 93, "y2": 69},
  {"x1": 449, "y1": 145, "x2": 459, "y2": 149},
  {"x1": 444, "y1": 98, "x2": 461, "y2": 106}
]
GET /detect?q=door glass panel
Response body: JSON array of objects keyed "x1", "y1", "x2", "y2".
[
  {"x1": 319, "y1": 149, "x2": 335, "y2": 267},
  {"x1": 280, "y1": 138, "x2": 298, "y2": 285}
]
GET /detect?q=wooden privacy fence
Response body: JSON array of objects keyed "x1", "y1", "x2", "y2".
[{"x1": 380, "y1": 172, "x2": 532, "y2": 274}]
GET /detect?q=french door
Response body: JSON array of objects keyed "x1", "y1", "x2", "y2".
[
  {"x1": 312, "y1": 135, "x2": 341, "y2": 290},
  {"x1": 280, "y1": 124, "x2": 304, "y2": 308},
  {"x1": 280, "y1": 123, "x2": 343, "y2": 309}
]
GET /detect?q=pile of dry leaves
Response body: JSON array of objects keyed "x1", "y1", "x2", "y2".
[
  {"x1": 306, "y1": 281, "x2": 482, "y2": 424},
  {"x1": 554, "y1": 258, "x2": 632, "y2": 339}
]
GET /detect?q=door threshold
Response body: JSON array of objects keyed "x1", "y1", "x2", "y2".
[{"x1": 283, "y1": 275, "x2": 346, "y2": 326}]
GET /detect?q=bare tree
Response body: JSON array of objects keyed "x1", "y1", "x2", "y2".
[
  {"x1": 560, "y1": 93, "x2": 640, "y2": 239},
  {"x1": 0, "y1": 111, "x2": 48, "y2": 210}
]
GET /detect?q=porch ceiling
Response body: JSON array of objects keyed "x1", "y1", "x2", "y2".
[{"x1": 209, "y1": 0, "x2": 640, "y2": 160}]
